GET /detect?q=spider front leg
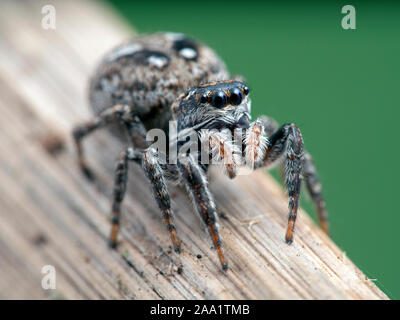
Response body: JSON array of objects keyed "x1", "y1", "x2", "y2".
[
  {"x1": 72, "y1": 104, "x2": 138, "y2": 180},
  {"x1": 246, "y1": 116, "x2": 329, "y2": 235},
  {"x1": 272, "y1": 124, "x2": 304, "y2": 244},
  {"x1": 178, "y1": 155, "x2": 227, "y2": 270},
  {"x1": 245, "y1": 120, "x2": 304, "y2": 244},
  {"x1": 110, "y1": 147, "x2": 181, "y2": 253}
]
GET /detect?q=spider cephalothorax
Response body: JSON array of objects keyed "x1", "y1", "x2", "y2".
[
  {"x1": 172, "y1": 80, "x2": 251, "y2": 133},
  {"x1": 72, "y1": 32, "x2": 328, "y2": 271}
]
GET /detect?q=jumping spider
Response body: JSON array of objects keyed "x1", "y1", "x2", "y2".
[{"x1": 73, "y1": 32, "x2": 328, "y2": 270}]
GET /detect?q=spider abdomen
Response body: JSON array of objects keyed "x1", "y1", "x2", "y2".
[{"x1": 89, "y1": 32, "x2": 229, "y2": 134}]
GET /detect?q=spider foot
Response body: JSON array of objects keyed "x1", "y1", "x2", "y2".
[
  {"x1": 285, "y1": 226, "x2": 294, "y2": 245},
  {"x1": 108, "y1": 239, "x2": 118, "y2": 249},
  {"x1": 174, "y1": 245, "x2": 182, "y2": 254}
]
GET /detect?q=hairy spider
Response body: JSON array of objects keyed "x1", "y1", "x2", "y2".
[{"x1": 73, "y1": 32, "x2": 328, "y2": 270}]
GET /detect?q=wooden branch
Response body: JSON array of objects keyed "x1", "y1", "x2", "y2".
[{"x1": 0, "y1": 0, "x2": 387, "y2": 300}]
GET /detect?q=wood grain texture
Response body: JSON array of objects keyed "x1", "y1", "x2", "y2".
[{"x1": 0, "y1": 0, "x2": 387, "y2": 300}]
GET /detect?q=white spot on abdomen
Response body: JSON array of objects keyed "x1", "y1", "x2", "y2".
[
  {"x1": 179, "y1": 47, "x2": 197, "y2": 60},
  {"x1": 148, "y1": 55, "x2": 169, "y2": 69}
]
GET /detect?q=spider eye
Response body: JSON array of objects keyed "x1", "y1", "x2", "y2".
[
  {"x1": 229, "y1": 88, "x2": 243, "y2": 106},
  {"x1": 212, "y1": 91, "x2": 228, "y2": 108},
  {"x1": 200, "y1": 94, "x2": 208, "y2": 104},
  {"x1": 243, "y1": 86, "x2": 250, "y2": 95}
]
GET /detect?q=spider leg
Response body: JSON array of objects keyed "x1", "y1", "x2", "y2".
[
  {"x1": 124, "y1": 116, "x2": 148, "y2": 150},
  {"x1": 72, "y1": 104, "x2": 137, "y2": 180},
  {"x1": 302, "y1": 152, "x2": 328, "y2": 234},
  {"x1": 109, "y1": 148, "x2": 138, "y2": 248},
  {"x1": 178, "y1": 155, "x2": 228, "y2": 270},
  {"x1": 282, "y1": 125, "x2": 303, "y2": 243},
  {"x1": 245, "y1": 119, "x2": 303, "y2": 244},
  {"x1": 141, "y1": 149, "x2": 181, "y2": 253},
  {"x1": 248, "y1": 115, "x2": 329, "y2": 235},
  {"x1": 266, "y1": 124, "x2": 304, "y2": 244},
  {"x1": 109, "y1": 147, "x2": 181, "y2": 253}
]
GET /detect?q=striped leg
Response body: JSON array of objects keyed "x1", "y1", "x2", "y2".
[
  {"x1": 109, "y1": 148, "x2": 141, "y2": 247},
  {"x1": 141, "y1": 148, "x2": 181, "y2": 253},
  {"x1": 265, "y1": 124, "x2": 304, "y2": 244},
  {"x1": 178, "y1": 155, "x2": 227, "y2": 270},
  {"x1": 250, "y1": 115, "x2": 329, "y2": 236},
  {"x1": 248, "y1": 122, "x2": 304, "y2": 244},
  {"x1": 302, "y1": 152, "x2": 328, "y2": 234},
  {"x1": 110, "y1": 147, "x2": 181, "y2": 253},
  {"x1": 72, "y1": 104, "x2": 136, "y2": 180},
  {"x1": 282, "y1": 124, "x2": 304, "y2": 244}
]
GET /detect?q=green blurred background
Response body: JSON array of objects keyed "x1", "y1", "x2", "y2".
[{"x1": 108, "y1": 0, "x2": 400, "y2": 298}]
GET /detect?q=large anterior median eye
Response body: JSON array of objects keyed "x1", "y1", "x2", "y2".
[
  {"x1": 212, "y1": 91, "x2": 228, "y2": 108},
  {"x1": 229, "y1": 88, "x2": 243, "y2": 106}
]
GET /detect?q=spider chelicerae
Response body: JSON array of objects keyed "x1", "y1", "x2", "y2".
[{"x1": 73, "y1": 32, "x2": 328, "y2": 270}]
